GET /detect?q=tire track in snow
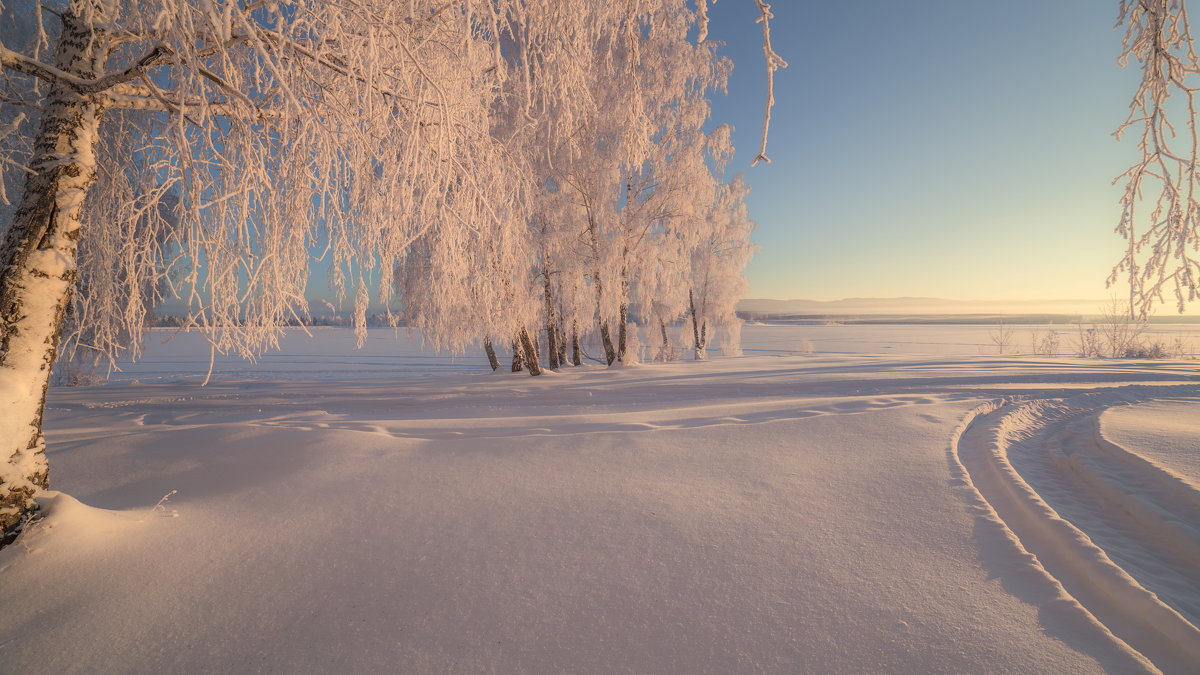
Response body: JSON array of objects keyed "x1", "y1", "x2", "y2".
[
  {"x1": 1027, "y1": 403, "x2": 1200, "y2": 622},
  {"x1": 952, "y1": 388, "x2": 1200, "y2": 673}
]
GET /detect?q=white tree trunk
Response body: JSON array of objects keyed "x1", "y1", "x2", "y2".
[
  {"x1": 0, "y1": 13, "x2": 105, "y2": 535},
  {"x1": 689, "y1": 288, "x2": 707, "y2": 361}
]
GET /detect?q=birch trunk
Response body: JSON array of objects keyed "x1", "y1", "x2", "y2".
[
  {"x1": 518, "y1": 327, "x2": 542, "y2": 376},
  {"x1": 616, "y1": 302, "x2": 629, "y2": 362},
  {"x1": 689, "y1": 288, "x2": 707, "y2": 360},
  {"x1": 511, "y1": 339, "x2": 524, "y2": 372},
  {"x1": 556, "y1": 311, "x2": 568, "y2": 366},
  {"x1": 592, "y1": 256, "x2": 616, "y2": 365},
  {"x1": 586, "y1": 213, "x2": 617, "y2": 365},
  {"x1": 483, "y1": 336, "x2": 500, "y2": 371},
  {"x1": 659, "y1": 318, "x2": 670, "y2": 360},
  {"x1": 571, "y1": 319, "x2": 582, "y2": 366},
  {"x1": 542, "y1": 273, "x2": 560, "y2": 370},
  {"x1": 0, "y1": 13, "x2": 107, "y2": 535},
  {"x1": 598, "y1": 320, "x2": 617, "y2": 365},
  {"x1": 616, "y1": 256, "x2": 628, "y2": 362}
]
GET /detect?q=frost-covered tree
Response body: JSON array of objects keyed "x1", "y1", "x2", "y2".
[
  {"x1": 0, "y1": 0, "x2": 537, "y2": 537},
  {"x1": 392, "y1": 1, "x2": 691, "y2": 372},
  {"x1": 639, "y1": 122, "x2": 735, "y2": 361},
  {"x1": 1114, "y1": 0, "x2": 1200, "y2": 317},
  {"x1": 0, "y1": 0, "x2": 777, "y2": 536},
  {"x1": 528, "y1": 3, "x2": 728, "y2": 366},
  {"x1": 687, "y1": 174, "x2": 754, "y2": 359}
]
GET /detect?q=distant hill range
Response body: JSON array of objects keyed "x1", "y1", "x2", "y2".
[
  {"x1": 738, "y1": 297, "x2": 1112, "y2": 315},
  {"x1": 736, "y1": 297, "x2": 1200, "y2": 324}
]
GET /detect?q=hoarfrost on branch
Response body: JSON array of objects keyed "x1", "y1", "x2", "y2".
[
  {"x1": 0, "y1": 0, "x2": 769, "y2": 535},
  {"x1": 1114, "y1": 0, "x2": 1200, "y2": 316}
]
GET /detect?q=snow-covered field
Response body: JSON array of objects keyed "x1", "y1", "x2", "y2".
[{"x1": 1, "y1": 324, "x2": 1198, "y2": 673}]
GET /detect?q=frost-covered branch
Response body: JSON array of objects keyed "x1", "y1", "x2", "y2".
[
  {"x1": 1113, "y1": 0, "x2": 1200, "y2": 316},
  {"x1": 0, "y1": 0, "x2": 768, "y2": 538},
  {"x1": 750, "y1": 0, "x2": 786, "y2": 166},
  {"x1": 0, "y1": 42, "x2": 171, "y2": 94}
]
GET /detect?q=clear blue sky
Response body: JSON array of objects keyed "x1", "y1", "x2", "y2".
[{"x1": 705, "y1": 0, "x2": 1141, "y2": 302}]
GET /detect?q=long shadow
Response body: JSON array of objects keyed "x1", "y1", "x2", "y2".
[{"x1": 944, "y1": 444, "x2": 1155, "y2": 673}]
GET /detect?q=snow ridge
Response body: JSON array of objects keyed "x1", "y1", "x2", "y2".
[{"x1": 953, "y1": 387, "x2": 1200, "y2": 674}]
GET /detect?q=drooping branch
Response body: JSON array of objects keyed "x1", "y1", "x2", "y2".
[
  {"x1": 750, "y1": 0, "x2": 787, "y2": 167},
  {"x1": 1113, "y1": 0, "x2": 1200, "y2": 316}
]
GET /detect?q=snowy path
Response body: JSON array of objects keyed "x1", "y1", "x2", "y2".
[
  {"x1": 953, "y1": 388, "x2": 1200, "y2": 673},
  {"x1": 1, "y1": 334, "x2": 1199, "y2": 673}
]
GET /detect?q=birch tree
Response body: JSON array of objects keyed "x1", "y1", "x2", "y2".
[
  {"x1": 638, "y1": 121, "x2": 734, "y2": 361},
  {"x1": 531, "y1": 3, "x2": 728, "y2": 365},
  {"x1": 0, "y1": 0, "x2": 523, "y2": 537},
  {"x1": 688, "y1": 174, "x2": 754, "y2": 360},
  {"x1": 0, "y1": 0, "x2": 778, "y2": 536}
]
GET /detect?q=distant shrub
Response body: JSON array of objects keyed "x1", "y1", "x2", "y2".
[
  {"x1": 1073, "y1": 326, "x2": 1103, "y2": 358},
  {"x1": 1070, "y1": 300, "x2": 1194, "y2": 359},
  {"x1": 1031, "y1": 328, "x2": 1061, "y2": 356},
  {"x1": 1123, "y1": 338, "x2": 1194, "y2": 360},
  {"x1": 1124, "y1": 343, "x2": 1160, "y2": 359},
  {"x1": 1168, "y1": 336, "x2": 1195, "y2": 359},
  {"x1": 1073, "y1": 300, "x2": 1147, "y2": 358}
]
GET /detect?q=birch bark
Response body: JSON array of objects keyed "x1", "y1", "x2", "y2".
[{"x1": 0, "y1": 11, "x2": 107, "y2": 534}]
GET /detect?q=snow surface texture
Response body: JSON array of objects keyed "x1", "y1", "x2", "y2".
[{"x1": 1, "y1": 325, "x2": 1198, "y2": 673}]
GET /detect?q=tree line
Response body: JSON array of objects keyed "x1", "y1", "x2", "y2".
[{"x1": 0, "y1": 0, "x2": 777, "y2": 539}]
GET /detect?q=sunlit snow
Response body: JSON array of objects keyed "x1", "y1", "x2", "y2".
[{"x1": 0, "y1": 324, "x2": 1196, "y2": 673}]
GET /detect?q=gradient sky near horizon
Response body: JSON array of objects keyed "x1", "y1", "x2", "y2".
[{"x1": 704, "y1": 0, "x2": 1142, "y2": 302}]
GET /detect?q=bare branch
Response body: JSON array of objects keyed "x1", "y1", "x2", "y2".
[
  {"x1": 80, "y1": 46, "x2": 172, "y2": 93},
  {"x1": 750, "y1": 0, "x2": 787, "y2": 167},
  {"x1": 0, "y1": 91, "x2": 38, "y2": 108},
  {"x1": 0, "y1": 43, "x2": 78, "y2": 87},
  {"x1": 0, "y1": 41, "x2": 171, "y2": 95}
]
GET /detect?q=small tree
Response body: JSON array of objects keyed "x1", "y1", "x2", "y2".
[
  {"x1": 1097, "y1": 298, "x2": 1148, "y2": 357},
  {"x1": 989, "y1": 323, "x2": 1016, "y2": 355}
]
